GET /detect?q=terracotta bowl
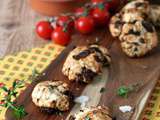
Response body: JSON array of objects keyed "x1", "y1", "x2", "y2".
[{"x1": 29, "y1": 0, "x2": 88, "y2": 16}]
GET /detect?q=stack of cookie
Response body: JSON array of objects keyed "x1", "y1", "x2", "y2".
[{"x1": 109, "y1": 0, "x2": 158, "y2": 57}]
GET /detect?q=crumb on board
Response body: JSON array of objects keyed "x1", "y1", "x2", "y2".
[
  {"x1": 119, "y1": 105, "x2": 132, "y2": 113},
  {"x1": 74, "y1": 96, "x2": 89, "y2": 108}
]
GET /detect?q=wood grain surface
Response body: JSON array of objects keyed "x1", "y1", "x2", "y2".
[
  {"x1": 0, "y1": 0, "x2": 160, "y2": 120},
  {"x1": 5, "y1": 27, "x2": 160, "y2": 120}
]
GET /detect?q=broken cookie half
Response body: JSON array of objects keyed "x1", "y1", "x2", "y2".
[{"x1": 31, "y1": 81, "x2": 71, "y2": 113}]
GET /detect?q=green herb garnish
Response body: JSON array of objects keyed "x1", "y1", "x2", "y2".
[
  {"x1": 0, "y1": 68, "x2": 40, "y2": 119},
  {"x1": 0, "y1": 80, "x2": 27, "y2": 119},
  {"x1": 117, "y1": 82, "x2": 142, "y2": 98},
  {"x1": 117, "y1": 86, "x2": 131, "y2": 98}
]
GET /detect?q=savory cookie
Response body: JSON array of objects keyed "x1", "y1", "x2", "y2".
[
  {"x1": 109, "y1": 0, "x2": 158, "y2": 57},
  {"x1": 110, "y1": 11, "x2": 146, "y2": 36},
  {"x1": 68, "y1": 106, "x2": 112, "y2": 120},
  {"x1": 109, "y1": 0, "x2": 150, "y2": 37},
  {"x1": 121, "y1": 36, "x2": 150, "y2": 57},
  {"x1": 62, "y1": 45, "x2": 111, "y2": 83},
  {"x1": 121, "y1": 0, "x2": 150, "y2": 23},
  {"x1": 109, "y1": 13, "x2": 123, "y2": 37},
  {"x1": 120, "y1": 20, "x2": 158, "y2": 57},
  {"x1": 32, "y1": 81, "x2": 70, "y2": 112},
  {"x1": 121, "y1": 10, "x2": 147, "y2": 23},
  {"x1": 122, "y1": 0, "x2": 150, "y2": 15}
]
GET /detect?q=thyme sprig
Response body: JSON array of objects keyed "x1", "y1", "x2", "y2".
[
  {"x1": 0, "y1": 68, "x2": 40, "y2": 119},
  {"x1": 0, "y1": 80, "x2": 27, "y2": 119},
  {"x1": 117, "y1": 86, "x2": 131, "y2": 98},
  {"x1": 117, "y1": 82, "x2": 143, "y2": 98}
]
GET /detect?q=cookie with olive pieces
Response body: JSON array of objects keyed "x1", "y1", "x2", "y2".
[
  {"x1": 62, "y1": 45, "x2": 111, "y2": 83},
  {"x1": 120, "y1": 20, "x2": 158, "y2": 57},
  {"x1": 109, "y1": 0, "x2": 150, "y2": 37},
  {"x1": 32, "y1": 81, "x2": 70, "y2": 112},
  {"x1": 109, "y1": 11, "x2": 146, "y2": 38},
  {"x1": 68, "y1": 106, "x2": 112, "y2": 120},
  {"x1": 122, "y1": 0, "x2": 150, "y2": 15},
  {"x1": 121, "y1": 0, "x2": 150, "y2": 23},
  {"x1": 121, "y1": 10, "x2": 148, "y2": 23}
]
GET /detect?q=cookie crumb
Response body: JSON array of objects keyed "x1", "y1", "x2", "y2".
[
  {"x1": 119, "y1": 105, "x2": 132, "y2": 113},
  {"x1": 74, "y1": 96, "x2": 89, "y2": 108}
]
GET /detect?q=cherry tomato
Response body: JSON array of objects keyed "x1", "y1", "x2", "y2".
[
  {"x1": 36, "y1": 21, "x2": 53, "y2": 40},
  {"x1": 75, "y1": 7, "x2": 92, "y2": 16},
  {"x1": 52, "y1": 27, "x2": 71, "y2": 46},
  {"x1": 75, "y1": 16, "x2": 94, "y2": 34},
  {"x1": 57, "y1": 15, "x2": 74, "y2": 28},
  {"x1": 56, "y1": 15, "x2": 74, "y2": 33},
  {"x1": 91, "y1": 0, "x2": 104, "y2": 4},
  {"x1": 91, "y1": 7, "x2": 110, "y2": 26},
  {"x1": 105, "y1": 3, "x2": 111, "y2": 10},
  {"x1": 109, "y1": 0, "x2": 120, "y2": 10},
  {"x1": 75, "y1": 7, "x2": 85, "y2": 16}
]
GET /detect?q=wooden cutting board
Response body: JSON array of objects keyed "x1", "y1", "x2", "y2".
[{"x1": 5, "y1": 27, "x2": 160, "y2": 120}]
